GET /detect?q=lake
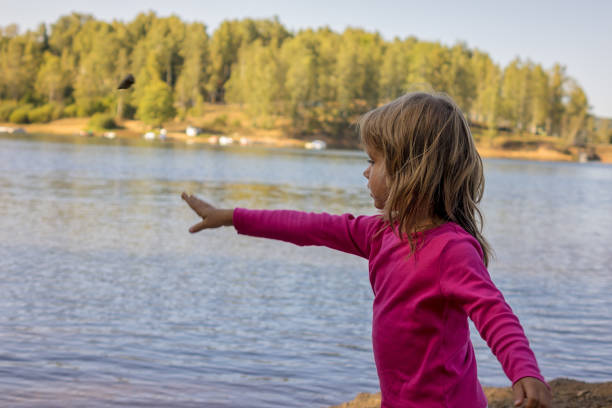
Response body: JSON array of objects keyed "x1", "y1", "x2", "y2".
[{"x1": 1, "y1": 133, "x2": 611, "y2": 407}]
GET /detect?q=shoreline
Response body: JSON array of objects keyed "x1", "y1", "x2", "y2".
[
  {"x1": 2, "y1": 118, "x2": 611, "y2": 163},
  {"x1": 330, "y1": 378, "x2": 612, "y2": 407}
]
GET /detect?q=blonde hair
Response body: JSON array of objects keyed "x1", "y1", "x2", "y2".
[{"x1": 358, "y1": 92, "x2": 492, "y2": 266}]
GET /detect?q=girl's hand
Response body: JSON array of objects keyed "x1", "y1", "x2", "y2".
[
  {"x1": 181, "y1": 192, "x2": 234, "y2": 233},
  {"x1": 512, "y1": 377, "x2": 552, "y2": 408}
]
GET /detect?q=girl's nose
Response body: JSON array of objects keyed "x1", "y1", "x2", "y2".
[{"x1": 363, "y1": 168, "x2": 369, "y2": 179}]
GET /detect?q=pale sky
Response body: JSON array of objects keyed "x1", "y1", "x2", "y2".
[{"x1": 1, "y1": 0, "x2": 611, "y2": 117}]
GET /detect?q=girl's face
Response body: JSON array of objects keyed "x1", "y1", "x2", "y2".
[{"x1": 363, "y1": 146, "x2": 389, "y2": 210}]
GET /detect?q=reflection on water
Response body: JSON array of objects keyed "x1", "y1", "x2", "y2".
[{"x1": 1, "y1": 133, "x2": 611, "y2": 407}]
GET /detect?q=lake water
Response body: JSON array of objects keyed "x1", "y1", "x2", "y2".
[{"x1": 1, "y1": 133, "x2": 611, "y2": 407}]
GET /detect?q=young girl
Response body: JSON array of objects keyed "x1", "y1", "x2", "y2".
[{"x1": 181, "y1": 92, "x2": 551, "y2": 408}]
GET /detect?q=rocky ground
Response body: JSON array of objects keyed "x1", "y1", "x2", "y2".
[{"x1": 330, "y1": 379, "x2": 612, "y2": 408}]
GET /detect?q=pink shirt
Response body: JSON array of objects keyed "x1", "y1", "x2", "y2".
[{"x1": 233, "y1": 209, "x2": 546, "y2": 407}]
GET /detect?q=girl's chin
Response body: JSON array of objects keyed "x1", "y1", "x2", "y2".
[{"x1": 369, "y1": 193, "x2": 385, "y2": 209}]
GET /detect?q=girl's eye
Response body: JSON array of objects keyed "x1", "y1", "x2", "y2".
[{"x1": 367, "y1": 159, "x2": 375, "y2": 165}]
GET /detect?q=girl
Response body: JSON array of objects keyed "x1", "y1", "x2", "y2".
[{"x1": 181, "y1": 92, "x2": 551, "y2": 408}]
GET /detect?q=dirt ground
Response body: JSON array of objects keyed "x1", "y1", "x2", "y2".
[{"x1": 330, "y1": 379, "x2": 612, "y2": 408}]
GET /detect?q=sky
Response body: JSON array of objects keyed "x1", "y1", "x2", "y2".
[{"x1": 1, "y1": 0, "x2": 611, "y2": 117}]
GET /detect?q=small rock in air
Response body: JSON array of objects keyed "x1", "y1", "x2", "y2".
[{"x1": 118, "y1": 74, "x2": 135, "y2": 90}]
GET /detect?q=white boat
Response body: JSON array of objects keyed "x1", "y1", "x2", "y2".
[
  {"x1": 186, "y1": 126, "x2": 201, "y2": 137},
  {"x1": 0, "y1": 126, "x2": 26, "y2": 134},
  {"x1": 143, "y1": 132, "x2": 155, "y2": 140},
  {"x1": 218, "y1": 136, "x2": 233, "y2": 146},
  {"x1": 305, "y1": 140, "x2": 327, "y2": 150}
]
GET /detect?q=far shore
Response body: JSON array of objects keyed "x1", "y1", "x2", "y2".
[
  {"x1": 331, "y1": 378, "x2": 612, "y2": 408},
  {"x1": 2, "y1": 117, "x2": 611, "y2": 164}
]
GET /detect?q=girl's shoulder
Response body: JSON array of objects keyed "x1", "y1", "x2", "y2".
[{"x1": 423, "y1": 222, "x2": 484, "y2": 260}]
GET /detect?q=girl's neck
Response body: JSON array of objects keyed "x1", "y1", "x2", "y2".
[
  {"x1": 411, "y1": 216, "x2": 445, "y2": 233},
  {"x1": 384, "y1": 213, "x2": 446, "y2": 234}
]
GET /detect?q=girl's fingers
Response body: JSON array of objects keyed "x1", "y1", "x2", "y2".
[
  {"x1": 513, "y1": 382, "x2": 526, "y2": 407},
  {"x1": 182, "y1": 192, "x2": 199, "y2": 208},
  {"x1": 182, "y1": 192, "x2": 210, "y2": 215},
  {"x1": 189, "y1": 219, "x2": 208, "y2": 233}
]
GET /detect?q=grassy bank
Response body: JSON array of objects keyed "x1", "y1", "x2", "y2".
[{"x1": 2, "y1": 103, "x2": 611, "y2": 163}]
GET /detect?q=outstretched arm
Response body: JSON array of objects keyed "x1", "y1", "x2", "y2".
[{"x1": 181, "y1": 192, "x2": 380, "y2": 258}]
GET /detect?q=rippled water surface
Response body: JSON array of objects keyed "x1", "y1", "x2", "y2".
[{"x1": 1, "y1": 133, "x2": 611, "y2": 407}]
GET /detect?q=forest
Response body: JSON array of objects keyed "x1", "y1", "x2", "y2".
[{"x1": 0, "y1": 12, "x2": 610, "y2": 145}]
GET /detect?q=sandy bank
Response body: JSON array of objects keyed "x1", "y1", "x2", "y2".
[
  {"x1": 330, "y1": 379, "x2": 612, "y2": 408},
  {"x1": 2, "y1": 118, "x2": 611, "y2": 163}
]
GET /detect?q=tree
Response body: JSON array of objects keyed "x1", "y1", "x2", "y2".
[
  {"x1": 226, "y1": 39, "x2": 285, "y2": 124},
  {"x1": 446, "y1": 43, "x2": 476, "y2": 113},
  {"x1": 563, "y1": 80, "x2": 589, "y2": 144},
  {"x1": 471, "y1": 50, "x2": 501, "y2": 132},
  {"x1": 530, "y1": 64, "x2": 550, "y2": 133},
  {"x1": 35, "y1": 51, "x2": 70, "y2": 103},
  {"x1": 379, "y1": 38, "x2": 415, "y2": 101},
  {"x1": 280, "y1": 29, "x2": 321, "y2": 128},
  {"x1": 548, "y1": 63, "x2": 566, "y2": 136},
  {"x1": 138, "y1": 78, "x2": 176, "y2": 127},
  {"x1": 207, "y1": 17, "x2": 291, "y2": 102},
  {"x1": 594, "y1": 118, "x2": 611, "y2": 144},
  {"x1": 406, "y1": 42, "x2": 452, "y2": 93},
  {"x1": 500, "y1": 58, "x2": 532, "y2": 132},
  {"x1": 0, "y1": 30, "x2": 42, "y2": 101},
  {"x1": 335, "y1": 28, "x2": 382, "y2": 112},
  {"x1": 175, "y1": 22, "x2": 210, "y2": 117},
  {"x1": 48, "y1": 13, "x2": 92, "y2": 54},
  {"x1": 72, "y1": 21, "x2": 121, "y2": 115}
]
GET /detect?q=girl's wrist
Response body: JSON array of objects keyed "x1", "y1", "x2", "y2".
[{"x1": 221, "y1": 208, "x2": 235, "y2": 226}]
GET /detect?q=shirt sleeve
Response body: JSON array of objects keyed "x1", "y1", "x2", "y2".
[
  {"x1": 233, "y1": 208, "x2": 380, "y2": 259},
  {"x1": 438, "y1": 237, "x2": 547, "y2": 386}
]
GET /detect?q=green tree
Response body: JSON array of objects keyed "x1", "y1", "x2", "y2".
[
  {"x1": 280, "y1": 29, "x2": 321, "y2": 129},
  {"x1": 35, "y1": 51, "x2": 70, "y2": 103},
  {"x1": 0, "y1": 29, "x2": 43, "y2": 101},
  {"x1": 48, "y1": 13, "x2": 92, "y2": 54},
  {"x1": 130, "y1": 16, "x2": 186, "y2": 116},
  {"x1": 563, "y1": 80, "x2": 589, "y2": 144},
  {"x1": 594, "y1": 118, "x2": 611, "y2": 144},
  {"x1": 406, "y1": 42, "x2": 452, "y2": 93},
  {"x1": 548, "y1": 63, "x2": 566, "y2": 136},
  {"x1": 138, "y1": 78, "x2": 176, "y2": 127},
  {"x1": 446, "y1": 43, "x2": 476, "y2": 113},
  {"x1": 530, "y1": 64, "x2": 550, "y2": 133},
  {"x1": 500, "y1": 58, "x2": 532, "y2": 132},
  {"x1": 175, "y1": 22, "x2": 210, "y2": 117},
  {"x1": 207, "y1": 20, "x2": 244, "y2": 102},
  {"x1": 470, "y1": 50, "x2": 501, "y2": 132},
  {"x1": 379, "y1": 38, "x2": 415, "y2": 101},
  {"x1": 207, "y1": 17, "x2": 291, "y2": 102},
  {"x1": 335, "y1": 28, "x2": 382, "y2": 111},
  {"x1": 226, "y1": 39, "x2": 285, "y2": 124},
  {"x1": 72, "y1": 20, "x2": 121, "y2": 115}
]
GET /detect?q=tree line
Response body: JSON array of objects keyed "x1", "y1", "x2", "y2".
[{"x1": 0, "y1": 12, "x2": 609, "y2": 144}]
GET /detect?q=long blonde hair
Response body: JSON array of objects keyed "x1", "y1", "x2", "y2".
[{"x1": 358, "y1": 92, "x2": 492, "y2": 266}]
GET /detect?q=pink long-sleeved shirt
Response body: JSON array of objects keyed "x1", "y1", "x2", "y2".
[{"x1": 233, "y1": 208, "x2": 546, "y2": 407}]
